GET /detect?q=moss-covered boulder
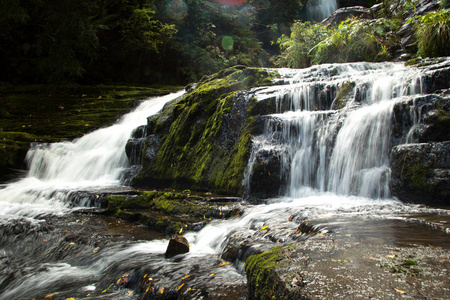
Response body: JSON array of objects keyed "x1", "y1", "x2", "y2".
[
  {"x1": 390, "y1": 142, "x2": 449, "y2": 206},
  {"x1": 131, "y1": 66, "x2": 277, "y2": 196},
  {"x1": 103, "y1": 190, "x2": 243, "y2": 234}
]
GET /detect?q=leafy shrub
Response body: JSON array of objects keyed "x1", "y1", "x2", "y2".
[
  {"x1": 276, "y1": 21, "x2": 330, "y2": 68},
  {"x1": 413, "y1": 9, "x2": 450, "y2": 57},
  {"x1": 311, "y1": 18, "x2": 397, "y2": 65}
]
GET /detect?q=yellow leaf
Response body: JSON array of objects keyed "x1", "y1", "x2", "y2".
[
  {"x1": 316, "y1": 233, "x2": 324, "y2": 237},
  {"x1": 69, "y1": 242, "x2": 75, "y2": 245},
  {"x1": 187, "y1": 288, "x2": 197, "y2": 292},
  {"x1": 386, "y1": 255, "x2": 396, "y2": 259},
  {"x1": 208, "y1": 273, "x2": 215, "y2": 277},
  {"x1": 116, "y1": 278, "x2": 121, "y2": 285},
  {"x1": 158, "y1": 288, "x2": 164, "y2": 294},
  {"x1": 102, "y1": 283, "x2": 113, "y2": 293},
  {"x1": 178, "y1": 283, "x2": 184, "y2": 291},
  {"x1": 395, "y1": 288, "x2": 406, "y2": 294},
  {"x1": 127, "y1": 291, "x2": 133, "y2": 294},
  {"x1": 260, "y1": 226, "x2": 268, "y2": 231},
  {"x1": 219, "y1": 261, "x2": 229, "y2": 266},
  {"x1": 143, "y1": 274, "x2": 148, "y2": 279},
  {"x1": 44, "y1": 293, "x2": 59, "y2": 298},
  {"x1": 179, "y1": 227, "x2": 183, "y2": 234},
  {"x1": 182, "y1": 275, "x2": 190, "y2": 279},
  {"x1": 65, "y1": 298, "x2": 76, "y2": 300}
]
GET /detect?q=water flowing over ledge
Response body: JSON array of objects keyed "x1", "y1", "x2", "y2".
[{"x1": 0, "y1": 60, "x2": 448, "y2": 299}]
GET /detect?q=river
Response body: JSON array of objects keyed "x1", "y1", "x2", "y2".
[{"x1": 0, "y1": 62, "x2": 449, "y2": 299}]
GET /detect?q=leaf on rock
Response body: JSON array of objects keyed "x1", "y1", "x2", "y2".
[{"x1": 395, "y1": 288, "x2": 406, "y2": 294}]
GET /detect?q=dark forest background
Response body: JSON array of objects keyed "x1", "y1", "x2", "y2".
[{"x1": 0, "y1": 0, "x2": 312, "y2": 84}]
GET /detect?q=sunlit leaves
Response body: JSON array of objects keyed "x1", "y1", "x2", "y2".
[
  {"x1": 413, "y1": 9, "x2": 450, "y2": 57},
  {"x1": 119, "y1": 8, "x2": 177, "y2": 54}
]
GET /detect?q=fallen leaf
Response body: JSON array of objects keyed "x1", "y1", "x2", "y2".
[
  {"x1": 187, "y1": 288, "x2": 197, "y2": 292},
  {"x1": 179, "y1": 227, "x2": 183, "y2": 234},
  {"x1": 219, "y1": 261, "x2": 229, "y2": 266},
  {"x1": 69, "y1": 242, "x2": 75, "y2": 245},
  {"x1": 158, "y1": 288, "x2": 164, "y2": 294},
  {"x1": 316, "y1": 233, "x2": 325, "y2": 237},
  {"x1": 101, "y1": 283, "x2": 113, "y2": 293},
  {"x1": 386, "y1": 255, "x2": 396, "y2": 259},
  {"x1": 208, "y1": 273, "x2": 215, "y2": 277},
  {"x1": 395, "y1": 288, "x2": 406, "y2": 294},
  {"x1": 116, "y1": 278, "x2": 121, "y2": 285},
  {"x1": 260, "y1": 226, "x2": 268, "y2": 231},
  {"x1": 178, "y1": 283, "x2": 184, "y2": 291},
  {"x1": 65, "y1": 298, "x2": 76, "y2": 300},
  {"x1": 288, "y1": 216, "x2": 293, "y2": 221},
  {"x1": 182, "y1": 275, "x2": 190, "y2": 279}
]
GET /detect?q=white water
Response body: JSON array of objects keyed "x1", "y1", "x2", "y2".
[
  {"x1": 1, "y1": 64, "x2": 449, "y2": 299},
  {"x1": 306, "y1": 0, "x2": 338, "y2": 21},
  {"x1": 249, "y1": 62, "x2": 424, "y2": 199},
  {"x1": 0, "y1": 91, "x2": 184, "y2": 219}
]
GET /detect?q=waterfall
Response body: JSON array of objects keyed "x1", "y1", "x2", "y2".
[
  {"x1": 249, "y1": 62, "x2": 424, "y2": 199},
  {"x1": 306, "y1": 0, "x2": 338, "y2": 21},
  {"x1": 0, "y1": 91, "x2": 184, "y2": 218}
]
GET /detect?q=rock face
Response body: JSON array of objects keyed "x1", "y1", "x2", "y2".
[
  {"x1": 389, "y1": 59, "x2": 450, "y2": 206},
  {"x1": 165, "y1": 235, "x2": 190, "y2": 258},
  {"x1": 322, "y1": 6, "x2": 373, "y2": 26},
  {"x1": 130, "y1": 66, "x2": 277, "y2": 195},
  {"x1": 390, "y1": 142, "x2": 450, "y2": 206}
]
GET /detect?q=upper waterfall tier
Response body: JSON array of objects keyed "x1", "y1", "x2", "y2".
[{"x1": 246, "y1": 61, "x2": 428, "y2": 199}]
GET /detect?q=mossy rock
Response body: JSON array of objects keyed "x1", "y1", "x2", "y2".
[
  {"x1": 103, "y1": 190, "x2": 243, "y2": 234},
  {"x1": 245, "y1": 245, "x2": 302, "y2": 300},
  {"x1": 132, "y1": 66, "x2": 277, "y2": 196}
]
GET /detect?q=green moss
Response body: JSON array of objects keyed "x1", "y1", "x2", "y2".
[
  {"x1": 405, "y1": 164, "x2": 436, "y2": 193},
  {"x1": 245, "y1": 246, "x2": 286, "y2": 300},
  {"x1": 136, "y1": 66, "x2": 276, "y2": 195},
  {"x1": 334, "y1": 81, "x2": 354, "y2": 109}
]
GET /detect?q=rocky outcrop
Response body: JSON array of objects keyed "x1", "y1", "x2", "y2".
[
  {"x1": 322, "y1": 6, "x2": 373, "y2": 26},
  {"x1": 390, "y1": 142, "x2": 449, "y2": 205},
  {"x1": 129, "y1": 66, "x2": 277, "y2": 195},
  {"x1": 389, "y1": 59, "x2": 450, "y2": 205}
]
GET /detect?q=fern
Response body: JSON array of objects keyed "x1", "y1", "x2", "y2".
[{"x1": 414, "y1": 9, "x2": 450, "y2": 57}]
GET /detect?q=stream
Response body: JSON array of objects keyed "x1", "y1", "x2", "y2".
[{"x1": 1, "y1": 62, "x2": 449, "y2": 299}]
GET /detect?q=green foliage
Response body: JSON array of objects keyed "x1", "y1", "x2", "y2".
[
  {"x1": 37, "y1": 1, "x2": 99, "y2": 82},
  {"x1": 277, "y1": 22, "x2": 330, "y2": 68},
  {"x1": 119, "y1": 8, "x2": 177, "y2": 53},
  {"x1": 413, "y1": 9, "x2": 450, "y2": 58},
  {"x1": 442, "y1": 0, "x2": 450, "y2": 8},
  {"x1": 311, "y1": 18, "x2": 396, "y2": 65}
]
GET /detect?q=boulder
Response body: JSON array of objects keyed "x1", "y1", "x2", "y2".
[
  {"x1": 165, "y1": 234, "x2": 190, "y2": 258},
  {"x1": 390, "y1": 142, "x2": 450, "y2": 206},
  {"x1": 322, "y1": 6, "x2": 372, "y2": 26}
]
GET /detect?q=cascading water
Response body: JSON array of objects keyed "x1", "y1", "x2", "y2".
[
  {"x1": 0, "y1": 91, "x2": 184, "y2": 218},
  {"x1": 249, "y1": 62, "x2": 424, "y2": 199},
  {"x1": 306, "y1": 0, "x2": 338, "y2": 21},
  {"x1": 0, "y1": 63, "x2": 449, "y2": 299}
]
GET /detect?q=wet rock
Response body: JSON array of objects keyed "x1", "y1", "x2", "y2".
[
  {"x1": 390, "y1": 142, "x2": 450, "y2": 206},
  {"x1": 165, "y1": 234, "x2": 189, "y2": 258},
  {"x1": 248, "y1": 148, "x2": 286, "y2": 200},
  {"x1": 322, "y1": 6, "x2": 373, "y2": 26}
]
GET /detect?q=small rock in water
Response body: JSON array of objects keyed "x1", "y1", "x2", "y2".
[{"x1": 165, "y1": 234, "x2": 189, "y2": 258}]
